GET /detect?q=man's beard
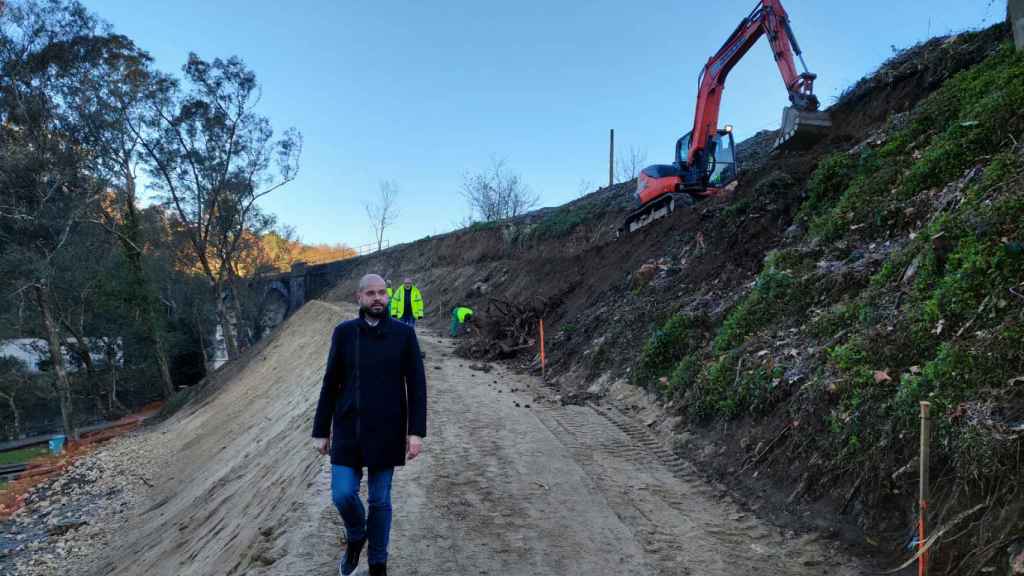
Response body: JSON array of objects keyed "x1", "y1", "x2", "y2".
[{"x1": 362, "y1": 303, "x2": 387, "y2": 319}]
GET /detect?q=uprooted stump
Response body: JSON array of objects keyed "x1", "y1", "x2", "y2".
[{"x1": 454, "y1": 296, "x2": 559, "y2": 361}]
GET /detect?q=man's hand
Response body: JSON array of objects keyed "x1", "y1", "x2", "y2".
[
  {"x1": 314, "y1": 437, "x2": 329, "y2": 455},
  {"x1": 406, "y1": 435, "x2": 423, "y2": 460}
]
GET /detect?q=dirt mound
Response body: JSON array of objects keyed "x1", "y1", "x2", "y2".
[
  {"x1": 75, "y1": 301, "x2": 350, "y2": 576},
  {"x1": 828, "y1": 25, "x2": 1008, "y2": 140},
  {"x1": 736, "y1": 128, "x2": 780, "y2": 175}
]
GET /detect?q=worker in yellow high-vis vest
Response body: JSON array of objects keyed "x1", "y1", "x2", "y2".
[
  {"x1": 450, "y1": 306, "x2": 474, "y2": 337},
  {"x1": 390, "y1": 277, "x2": 424, "y2": 328}
]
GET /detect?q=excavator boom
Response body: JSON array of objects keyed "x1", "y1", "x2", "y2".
[
  {"x1": 620, "y1": 0, "x2": 830, "y2": 236},
  {"x1": 689, "y1": 0, "x2": 827, "y2": 167}
]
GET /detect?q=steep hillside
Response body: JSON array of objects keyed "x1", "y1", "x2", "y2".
[{"x1": 320, "y1": 23, "x2": 1020, "y2": 573}]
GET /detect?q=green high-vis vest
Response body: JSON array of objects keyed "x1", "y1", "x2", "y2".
[{"x1": 455, "y1": 307, "x2": 474, "y2": 322}]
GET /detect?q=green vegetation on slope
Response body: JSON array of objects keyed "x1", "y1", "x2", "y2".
[
  {"x1": 642, "y1": 42, "x2": 1024, "y2": 422},
  {"x1": 632, "y1": 39, "x2": 1024, "y2": 571}
]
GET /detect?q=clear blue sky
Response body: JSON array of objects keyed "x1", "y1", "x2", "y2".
[{"x1": 84, "y1": 0, "x2": 1002, "y2": 247}]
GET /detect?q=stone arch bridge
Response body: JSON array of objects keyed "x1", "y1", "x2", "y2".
[{"x1": 251, "y1": 259, "x2": 363, "y2": 337}]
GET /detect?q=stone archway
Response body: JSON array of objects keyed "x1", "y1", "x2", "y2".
[{"x1": 257, "y1": 281, "x2": 291, "y2": 338}]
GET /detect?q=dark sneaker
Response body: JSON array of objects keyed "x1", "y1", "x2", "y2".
[
  {"x1": 338, "y1": 538, "x2": 365, "y2": 575},
  {"x1": 369, "y1": 563, "x2": 387, "y2": 576}
]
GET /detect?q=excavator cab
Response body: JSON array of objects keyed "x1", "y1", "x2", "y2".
[
  {"x1": 706, "y1": 128, "x2": 737, "y2": 191},
  {"x1": 622, "y1": 127, "x2": 738, "y2": 236},
  {"x1": 672, "y1": 127, "x2": 738, "y2": 195}
]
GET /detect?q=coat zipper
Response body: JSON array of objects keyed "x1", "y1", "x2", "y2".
[{"x1": 354, "y1": 325, "x2": 361, "y2": 442}]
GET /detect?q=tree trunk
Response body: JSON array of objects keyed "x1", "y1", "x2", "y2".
[
  {"x1": 0, "y1": 392, "x2": 20, "y2": 439},
  {"x1": 194, "y1": 307, "x2": 210, "y2": 370},
  {"x1": 153, "y1": 331, "x2": 175, "y2": 397},
  {"x1": 116, "y1": 176, "x2": 177, "y2": 398},
  {"x1": 92, "y1": 378, "x2": 106, "y2": 417},
  {"x1": 216, "y1": 281, "x2": 240, "y2": 361},
  {"x1": 228, "y1": 277, "x2": 249, "y2": 352},
  {"x1": 107, "y1": 344, "x2": 127, "y2": 414},
  {"x1": 35, "y1": 284, "x2": 78, "y2": 441},
  {"x1": 58, "y1": 326, "x2": 103, "y2": 415},
  {"x1": 59, "y1": 329, "x2": 96, "y2": 374},
  {"x1": 59, "y1": 329, "x2": 109, "y2": 417},
  {"x1": 109, "y1": 367, "x2": 118, "y2": 414}
]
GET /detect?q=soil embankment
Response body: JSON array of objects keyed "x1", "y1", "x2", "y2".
[{"x1": 11, "y1": 301, "x2": 868, "y2": 575}]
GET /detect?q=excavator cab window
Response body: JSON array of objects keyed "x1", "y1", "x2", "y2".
[
  {"x1": 674, "y1": 132, "x2": 692, "y2": 167},
  {"x1": 707, "y1": 130, "x2": 737, "y2": 188}
]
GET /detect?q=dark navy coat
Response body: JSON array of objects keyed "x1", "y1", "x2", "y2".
[{"x1": 312, "y1": 312, "x2": 427, "y2": 469}]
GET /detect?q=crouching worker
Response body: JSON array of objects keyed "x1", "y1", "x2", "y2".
[
  {"x1": 449, "y1": 306, "x2": 474, "y2": 337},
  {"x1": 312, "y1": 274, "x2": 427, "y2": 576}
]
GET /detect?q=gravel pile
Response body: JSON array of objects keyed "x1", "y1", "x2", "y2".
[{"x1": 0, "y1": 431, "x2": 169, "y2": 575}]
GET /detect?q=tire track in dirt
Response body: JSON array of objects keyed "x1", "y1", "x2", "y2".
[
  {"x1": 532, "y1": 400, "x2": 864, "y2": 575},
  {"x1": 383, "y1": 336, "x2": 649, "y2": 575},
  {"x1": 382, "y1": 331, "x2": 866, "y2": 575}
]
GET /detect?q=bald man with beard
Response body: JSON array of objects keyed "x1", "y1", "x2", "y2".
[{"x1": 312, "y1": 274, "x2": 427, "y2": 576}]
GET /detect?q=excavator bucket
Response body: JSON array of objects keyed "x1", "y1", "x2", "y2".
[{"x1": 774, "y1": 106, "x2": 832, "y2": 151}]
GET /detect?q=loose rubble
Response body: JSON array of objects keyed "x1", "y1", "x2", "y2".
[{"x1": 0, "y1": 431, "x2": 169, "y2": 575}]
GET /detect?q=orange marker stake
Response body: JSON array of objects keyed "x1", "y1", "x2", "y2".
[
  {"x1": 539, "y1": 319, "x2": 546, "y2": 378},
  {"x1": 919, "y1": 401, "x2": 931, "y2": 576}
]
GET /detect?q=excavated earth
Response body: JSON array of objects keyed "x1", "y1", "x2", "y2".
[{"x1": 6, "y1": 301, "x2": 869, "y2": 575}]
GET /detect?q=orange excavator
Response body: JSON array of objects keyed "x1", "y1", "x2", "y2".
[{"x1": 621, "y1": 0, "x2": 831, "y2": 235}]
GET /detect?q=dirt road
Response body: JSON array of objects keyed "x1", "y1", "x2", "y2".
[{"x1": 75, "y1": 301, "x2": 864, "y2": 575}]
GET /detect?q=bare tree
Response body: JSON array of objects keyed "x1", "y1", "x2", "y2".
[
  {"x1": 365, "y1": 180, "x2": 399, "y2": 251},
  {"x1": 461, "y1": 158, "x2": 539, "y2": 223},
  {"x1": 577, "y1": 178, "x2": 595, "y2": 199},
  {"x1": 616, "y1": 146, "x2": 648, "y2": 183}
]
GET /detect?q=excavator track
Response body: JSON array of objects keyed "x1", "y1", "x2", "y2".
[{"x1": 618, "y1": 192, "x2": 694, "y2": 236}]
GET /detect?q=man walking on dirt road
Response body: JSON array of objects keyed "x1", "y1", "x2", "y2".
[
  {"x1": 312, "y1": 274, "x2": 428, "y2": 576},
  {"x1": 390, "y1": 277, "x2": 424, "y2": 327}
]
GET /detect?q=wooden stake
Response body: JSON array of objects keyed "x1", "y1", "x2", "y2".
[
  {"x1": 539, "y1": 319, "x2": 546, "y2": 378},
  {"x1": 919, "y1": 401, "x2": 931, "y2": 576}
]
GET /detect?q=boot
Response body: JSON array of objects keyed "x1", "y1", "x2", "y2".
[
  {"x1": 338, "y1": 538, "x2": 365, "y2": 576},
  {"x1": 368, "y1": 562, "x2": 387, "y2": 576}
]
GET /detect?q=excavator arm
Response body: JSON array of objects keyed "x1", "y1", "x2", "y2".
[
  {"x1": 687, "y1": 0, "x2": 827, "y2": 167},
  {"x1": 620, "y1": 0, "x2": 830, "y2": 236}
]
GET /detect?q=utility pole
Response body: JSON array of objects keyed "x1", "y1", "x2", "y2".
[
  {"x1": 609, "y1": 129, "x2": 615, "y2": 188},
  {"x1": 1011, "y1": 0, "x2": 1024, "y2": 51}
]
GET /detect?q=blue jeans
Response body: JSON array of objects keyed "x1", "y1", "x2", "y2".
[
  {"x1": 331, "y1": 465, "x2": 395, "y2": 565},
  {"x1": 400, "y1": 315, "x2": 416, "y2": 328}
]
